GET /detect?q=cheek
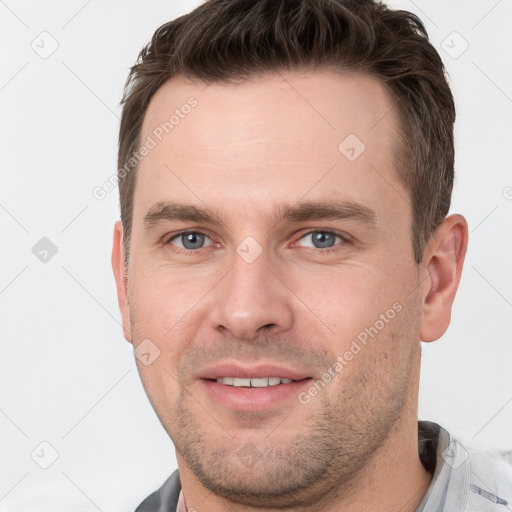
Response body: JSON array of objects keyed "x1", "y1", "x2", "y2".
[
  {"x1": 128, "y1": 262, "x2": 209, "y2": 340},
  {"x1": 290, "y1": 262, "x2": 404, "y2": 345},
  {"x1": 323, "y1": 294, "x2": 420, "y2": 409},
  {"x1": 136, "y1": 361, "x2": 184, "y2": 435}
]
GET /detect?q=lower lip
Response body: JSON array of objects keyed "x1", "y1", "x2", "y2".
[{"x1": 200, "y1": 379, "x2": 312, "y2": 411}]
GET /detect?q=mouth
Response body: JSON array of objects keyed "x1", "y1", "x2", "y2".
[
  {"x1": 210, "y1": 376, "x2": 298, "y2": 387},
  {"x1": 198, "y1": 363, "x2": 313, "y2": 411}
]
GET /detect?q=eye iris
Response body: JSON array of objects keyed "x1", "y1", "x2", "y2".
[
  {"x1": 312, "y1": 232, "x2": 335, "y2": 248},
  {"x1": 182, "y1": 233, "x2": 204, "y2": 250}
]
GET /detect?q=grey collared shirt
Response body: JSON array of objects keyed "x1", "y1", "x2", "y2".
[
  {"x1": 415, "y1": 422, "x2": 511, "y2": 511},
  {"x1": 135, "y1": 421, "x2": 512, "y2": 512}
]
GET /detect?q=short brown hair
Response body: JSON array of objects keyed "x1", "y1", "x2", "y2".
[{"x1": 118, "y1": 0, "x2": 455, "y2": 265}]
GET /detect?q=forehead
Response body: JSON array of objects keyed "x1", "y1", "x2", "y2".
[{"x1": 135, "y1": 70, "x2": 407, "y2": 225}]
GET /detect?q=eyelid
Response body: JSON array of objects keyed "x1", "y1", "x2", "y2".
[
  {"x1": 163, "y1": 228, "x2": 351, "y2": 252},
  {"x1": 292, "y1": 229, "x2": 349, "y2": 249},
  {"x1": 164, "y1": 229, "x2": 216, "y2": 249}
]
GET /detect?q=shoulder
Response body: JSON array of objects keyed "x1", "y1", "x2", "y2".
[
  {"x1": 134, "y1": 470, "x2": 181, "y2": 512},
  {"x1": 417, "y1": 421, "x2": 512, "y2": 512},
  {"x1": 465, "y1": 446, "x2": 512, "y2": 510}
]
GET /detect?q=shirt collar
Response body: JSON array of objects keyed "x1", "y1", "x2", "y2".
[{"x1": 415, "y1": 420, "x2": 470, "y2": 511}]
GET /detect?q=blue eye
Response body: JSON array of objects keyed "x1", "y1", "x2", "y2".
[
  {"x1": 297, "y1": 231, "x2": 345, "y2": 250},
  {"x1": 169, "y1": 232, "x2": 214, "y2": 251},
  {"x1": 164, "y1": 229, "x2": 347, "y2": 255}
]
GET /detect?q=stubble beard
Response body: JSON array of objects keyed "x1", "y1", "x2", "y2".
[
  {"x1": 170, "y1": 347, "x2": 414, "y2": 508},
  {"x1": 129, "y1": 293, "x2": 420, "y2": 508}
]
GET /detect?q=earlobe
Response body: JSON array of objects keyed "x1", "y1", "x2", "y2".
[
  {"x1": 419, "y1": 214, "x2": 468, "y2": 342},
  {"x1": 111, "y1": 220, "x2": 132, "y2": 343}
]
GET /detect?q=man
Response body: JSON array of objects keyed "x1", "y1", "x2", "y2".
[{"x1": 112, "y1": 0, "x2": 512, "y2": 510}]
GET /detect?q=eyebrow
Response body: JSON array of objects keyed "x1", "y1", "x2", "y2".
[{"x1": 143, "y1": 199, "x2": 377, "y2": 229}]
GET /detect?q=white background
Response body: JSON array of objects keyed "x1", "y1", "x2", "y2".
[{"x1": 0, "y1": 0, "x2": 511, "y2": 510}]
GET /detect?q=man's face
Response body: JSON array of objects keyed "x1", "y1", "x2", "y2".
[{"x1": 120, "y1": 71, "x2": 424, "y2": 505}]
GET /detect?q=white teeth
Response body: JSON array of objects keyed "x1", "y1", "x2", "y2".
[
  {"x1": 215, "y1": 377, "x2": 296, "y2": 387},
  {"x1": 250, "y1": 378, "x2": 269, "y2": 387},
  {"x1": 233, "y1": 378, "x2": 251, "y2": 387}
]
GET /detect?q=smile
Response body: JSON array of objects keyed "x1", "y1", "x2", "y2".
[{"x1": 214, "y1": 377, "x2": 296, "y2": 387}]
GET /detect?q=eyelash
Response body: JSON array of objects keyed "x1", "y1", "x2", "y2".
[{"x1": 163, "y1": 229, "x2": 349, "y2": 255}]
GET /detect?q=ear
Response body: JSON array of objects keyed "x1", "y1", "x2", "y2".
[
  {"x1": 419, "y1": 214, "x2": 468, "y2": 342},
  {"x1": 112, "y1": 220, "x2": 132, "y2": 343}
]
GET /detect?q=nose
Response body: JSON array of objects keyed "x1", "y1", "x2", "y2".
[{"x1": 208, "y1": 248, "x2": 294, "y2": 341}]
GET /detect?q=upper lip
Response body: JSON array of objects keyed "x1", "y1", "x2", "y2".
[{"x1": 198, "y1": 362, "x2": 311, "y2": 381}]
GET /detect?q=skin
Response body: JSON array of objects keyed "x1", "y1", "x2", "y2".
[{"x1": 112, "y1": 70, "x2": 468, "y2": 512}]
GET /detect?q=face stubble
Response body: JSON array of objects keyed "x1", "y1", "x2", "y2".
[{"x1": 130, "y1": 287, "x2": 422, "y2": 509}]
